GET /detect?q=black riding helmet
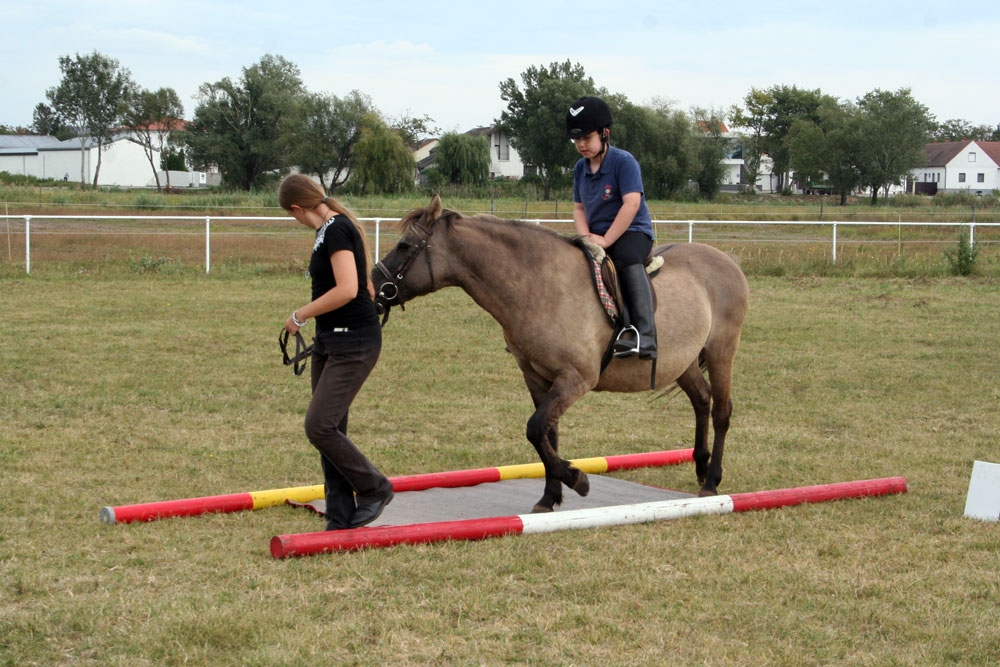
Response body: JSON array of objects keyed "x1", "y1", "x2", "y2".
[{"x1": 565, "y1": 96, "x2": 613, "y2": 139}]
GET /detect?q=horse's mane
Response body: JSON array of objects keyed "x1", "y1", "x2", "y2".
[{"x1": 398, "y1": 206, "x2": 571, "y2": 244}]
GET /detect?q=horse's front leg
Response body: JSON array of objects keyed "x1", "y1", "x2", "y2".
[
  {"x1": 524, "y1": 373, "x2": 591, "y2": 513},
  {"x1": 533, "y1": 421, "x2": 565, "y2": 513}
]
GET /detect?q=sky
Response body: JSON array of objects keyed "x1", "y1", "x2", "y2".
[{"x1": 2, "y1": 0, "x2": 999, "y2": 135}]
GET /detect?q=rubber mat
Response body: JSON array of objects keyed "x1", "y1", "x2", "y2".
[{"x1": 291, "y1": 475, "x2": 694, "y2": 527}]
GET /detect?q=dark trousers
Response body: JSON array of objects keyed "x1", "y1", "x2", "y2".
[
  {"x1": 306, "y1": 324, "x2": 386, "y2": 529},
  {"x1": 606, "y1": 230, "x2": 653, "y2": 267}
]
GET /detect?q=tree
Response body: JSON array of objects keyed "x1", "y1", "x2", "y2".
[
  {"x1": 787, "y1": 99, "x2": 864, "y2": 205},
  {"x1": 285, "y1": 90, "x2": 375, "y2": 192},
  {"x1": 31, "y1": 103, "x2": 74, "y2": 140},
  {"x1": 123, "y1": 87, "x2": 184, "y2": 191},
  {"x1": 691, "y1": 109, "x2": 729, "y2": 200},
  {"x1": 387, "y1": 111, "x2": 438, "y2": 149},
  {"x1": 760, "y1": 85, "x2": 827, "y2": 192},
  {"x1": 434, "y1": 132, "x2": 490, "y2": 185},
  {"x1": 730, "y1": 85, "x2": 829, "y2": 193},
  {"x1": 498, "y1": 60, "x2": 598, "y2": 200},
  {"x1": 786, "y1": 119, "x2": 826, "y2": 190},
  {"x1": 855, "y1": 88, "x2": 933, "y2": 205},
  {"x1": 931, "y1": 118, "x2": 999, "y2": 142},
  {"x1": 0, "y1": 124, "x2": 31, "y2": 135},
  {"x1": 728, "y1": 88, "x2": 771, "y2": 193},
  {"x1": 349, "y1": 114, "x2": 415, "y2": 195},
  {"x1": 46, "y1": 51, "x2": 136, "y2": 188},
  {"x1": 182, "y1": 54, "x2": 305, "y2": 190},
  {"x1": 613, "y1": 98, "x2": 697, "y2": 199}
]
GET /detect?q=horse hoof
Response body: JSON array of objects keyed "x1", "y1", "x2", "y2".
[
  {"x1": 532, "y1": 503, "x2": 553, "y2": 514},
  {"x1": 697, "y1": 487, "x2": 718, "y2": 498},
  {"x1": 571, "y1": 470, "x2": 590, "y2": 497}
]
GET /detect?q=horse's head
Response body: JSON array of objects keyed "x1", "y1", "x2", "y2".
[{"x1": 372, "y1": 194, "x2": 459, "y2": 323}]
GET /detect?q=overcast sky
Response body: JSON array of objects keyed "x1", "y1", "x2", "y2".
[{"x1": 2, "y1": 0, "x2": 998, "y2": 134}]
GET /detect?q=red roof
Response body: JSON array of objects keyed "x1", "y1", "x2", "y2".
[{"x1": 697, "y1": 120, "x2": 729, "y2": 133}]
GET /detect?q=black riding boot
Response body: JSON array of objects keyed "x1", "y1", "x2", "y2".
[{"x1": 613, "y1": 264, "x2": 657, "y2": 360}]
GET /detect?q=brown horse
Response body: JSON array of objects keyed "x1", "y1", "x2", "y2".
[{"x1": 373, "y1": 195, "x2": 749, "y2": 512}]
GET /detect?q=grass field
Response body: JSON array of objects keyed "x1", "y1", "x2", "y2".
[{"x1": 2, "y1": 234, "x2": 999, "y2": 665}]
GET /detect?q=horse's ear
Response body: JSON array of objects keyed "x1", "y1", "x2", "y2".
[{"x1": 428, "y1": 194, "x2": 442, "y2": 220}]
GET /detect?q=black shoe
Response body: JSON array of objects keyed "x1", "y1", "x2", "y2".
[
  {"x1": 613, "y1": 326, "x2": 640, "y2": 357},
  {"x1": 349, "y1": 488, "x2": 394, "y2": 528}
]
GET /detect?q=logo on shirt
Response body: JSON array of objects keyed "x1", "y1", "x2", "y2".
[{"x1": 603, "y1": 184, "x2": 613, "y2": 200}]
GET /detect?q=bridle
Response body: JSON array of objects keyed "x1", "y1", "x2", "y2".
[
  {"x1": 372, "y1": 218, "x2": 436, "y2": 326},
  {"x1": 278, "y1": 329, "x2": 313, "y2": 376}
]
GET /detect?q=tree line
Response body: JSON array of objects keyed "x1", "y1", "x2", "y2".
[{"x1": 4, "y1": 52, "x2": 998, "y2": 202}]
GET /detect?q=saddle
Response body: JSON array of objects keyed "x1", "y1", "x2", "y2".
[
  {"x1": 573, "y1": 236, "x2": 663, "y2": 327},
  {"x1": 573, "y1": 236, "x2": 665, "y2": 386}
]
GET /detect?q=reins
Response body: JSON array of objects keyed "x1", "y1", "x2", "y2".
[{"x1": 278, "y1": 329, "x2": 313, "y2": 376}]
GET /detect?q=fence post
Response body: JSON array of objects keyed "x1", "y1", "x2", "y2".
[
  {"x1": 205, "y1": 217, "x2": 211, "y2": 274},
  {"x1": 374, "y1": 218, "x2": 381, "y2": 261},
  {"x1": 970, "y1": 222, "x2": 976, "y2": 248},
  {"x1": 24, "y1": 216, "x2": 30, "y2": 275},
  {"x1": 832, "y1": 222, "x2": 838, "y2": 264},
  {"x1": 688, "y1": 221, "x2": 694, "y2": 243}
]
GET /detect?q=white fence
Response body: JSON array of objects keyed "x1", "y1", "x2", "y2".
[{"x1": 1, "y1": 215, "x2": 996, "y2": 274}]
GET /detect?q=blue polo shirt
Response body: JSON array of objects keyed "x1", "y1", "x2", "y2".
[{"x1": 573, "y1": 146, "x2": 653, "y2": 240}]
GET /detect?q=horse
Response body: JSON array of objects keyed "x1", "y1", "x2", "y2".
[{"x1": 372, "y1": 195, "x2": 749, "y2": 512}]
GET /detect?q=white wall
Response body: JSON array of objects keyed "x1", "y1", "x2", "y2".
[
  {"x1": 486, "y1": 130, "x2": 524, "y2": 179},
  {"x1": 0, "y1": 133, "x2": 208, "y2": 188},
  {"x1": 944, "y1": 143, "x2": 999, "y2": 194}
]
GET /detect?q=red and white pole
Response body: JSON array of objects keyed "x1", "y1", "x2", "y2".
[{"x1": 270, "y1": 477, "x2": 907, "y2": 558}]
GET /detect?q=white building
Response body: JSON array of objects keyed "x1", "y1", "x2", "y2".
[
  {"x1": 910, "y1": 140, "x2": 1000, "y2": 195},
  {"x1": 465, "y1": 126, "x2": 527, "y2": 180},
  {"x1": 0, "y1": 131, "x2": 211, "y2": 188},
  {"x1": 415, "y1": 126, "x2": 528, "y2": 184}
]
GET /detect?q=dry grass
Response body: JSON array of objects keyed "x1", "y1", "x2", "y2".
[{"x1": 1, "y1": 252, "x2": 999, "y2": 664}]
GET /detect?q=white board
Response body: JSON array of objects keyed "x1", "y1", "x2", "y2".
[{"x1": 963, "y1": 460, "x2": 1000, "y2": 522}]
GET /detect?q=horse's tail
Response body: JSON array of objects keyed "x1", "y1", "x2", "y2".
[{"x1": 650, "y1": 349, "x2": 709, "y2": 401}]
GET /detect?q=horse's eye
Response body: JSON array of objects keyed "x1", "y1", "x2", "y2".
[{"x1": 396, "y1": 240, "x2": 411, "y2": 252}]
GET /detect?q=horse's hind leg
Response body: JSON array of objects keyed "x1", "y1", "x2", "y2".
[
  {"x1": 676, "y1": 360, "x2": 712, "y2": 490},
  {"x1": 698, "y1": 343, "x2": 739, "y2": 497}
]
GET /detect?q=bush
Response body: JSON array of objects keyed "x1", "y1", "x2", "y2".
[{"x1": 943, "y1": 227, "x2": 979, "y2": 275}]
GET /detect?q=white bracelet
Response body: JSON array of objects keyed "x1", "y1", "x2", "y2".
[{"x1": 291, "y1": 311, "x2": 306, "y2": 327}]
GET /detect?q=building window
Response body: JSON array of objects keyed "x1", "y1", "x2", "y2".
[
  {"x1": 495, "y1": 135, "x2": 510, "y2": 161},
  {"x1": 978, "y1": 173, "x2": 985, "y2": 183},
  {"x1": 968, "y1": 152, "x2": 976, "y2": 162},
  {"x1": 958, "y1": 173, "x2": 966, "y2": 183}
]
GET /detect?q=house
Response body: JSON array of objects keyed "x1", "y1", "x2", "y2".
[
  {"x1": 0, "y1": 131, "x2": 211, "y2": 188},
  {"x1": 414, "y1": 126, "x2": 528, "y2": 185},
  {"x1": 910, "y1": 140, "x2": 1000, "y2": 195},
  {"x1": 711, "y1": 124, "x2": 778, "y2": 194},
  {"x1": 465, "y1": 126, "x2": 527, "y2": 180}
]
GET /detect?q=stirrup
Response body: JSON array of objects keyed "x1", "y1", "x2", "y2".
[{"x1": 613, "y1": 325, "x2": 640, "y2": 357}]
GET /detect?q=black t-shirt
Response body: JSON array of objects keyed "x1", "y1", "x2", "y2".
[{"x1": 309, "y1": 215, "x2": 379, "y2": 331}]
